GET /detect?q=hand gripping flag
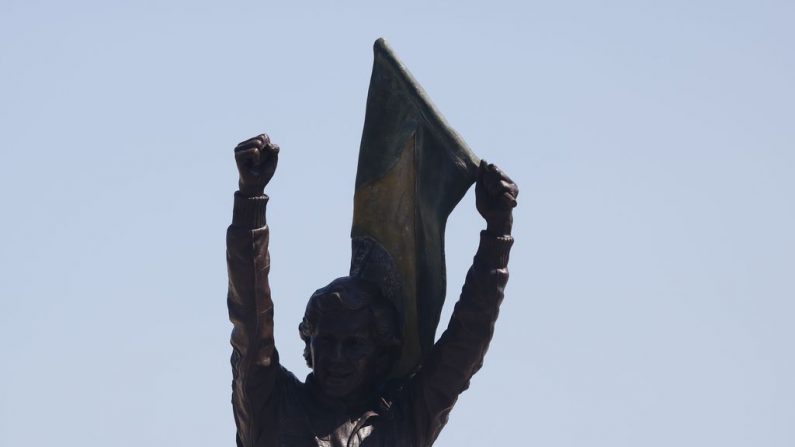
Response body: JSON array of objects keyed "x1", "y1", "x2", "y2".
[{"x1": 350, "y1": 38, "x2": 480, "y2": 378}]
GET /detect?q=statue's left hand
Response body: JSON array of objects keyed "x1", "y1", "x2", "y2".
[{"x1": 476, "y1": 161, "x2": 518, "y2": 236}]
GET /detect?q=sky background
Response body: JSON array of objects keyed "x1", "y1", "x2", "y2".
[{"x1": 1, "y1": 1, "x2": 793, "y2": 446}]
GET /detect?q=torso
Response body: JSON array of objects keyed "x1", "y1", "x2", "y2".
[{"x1": 273, "y1": 369, "x2": 415, "y2": 447}]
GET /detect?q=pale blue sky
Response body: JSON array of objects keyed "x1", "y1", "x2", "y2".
[{"x1": 1, "y1": 1, "x2": 793, "y2": 446}]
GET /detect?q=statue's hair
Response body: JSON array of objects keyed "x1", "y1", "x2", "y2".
[{"x1": 298, "y1": 276, "x2": 401, "y2": 372}]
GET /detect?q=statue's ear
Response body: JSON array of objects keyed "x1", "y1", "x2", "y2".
[{"x1": 303, "y1": 337, "x2": 314, "y2": 369}]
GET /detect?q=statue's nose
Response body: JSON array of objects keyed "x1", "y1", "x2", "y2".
[{"x1": 330, "y1": 342, "x2": 345, "y2": 362}]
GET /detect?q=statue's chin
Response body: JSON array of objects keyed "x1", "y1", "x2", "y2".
[
  {"x1": 320, "y1": 373, "x2": 373, "y2": 401},
  {"x1": 319, "y1": 375, "x2": 351, "y2": 395}
]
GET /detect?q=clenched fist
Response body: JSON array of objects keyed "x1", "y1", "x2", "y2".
[
  {"x1": 234, "y1": 133, "x2": 280, "y2": 197},
  {"x1": 476, "y1": 160, "x2": 518, "y2": 236}
]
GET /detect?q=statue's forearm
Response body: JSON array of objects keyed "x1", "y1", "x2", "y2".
[
  {"x1": 227, "y1": 192, "x2": 274, "y2": 362},
  {"x1": 442, "y1": 231, "x2": 513, "y2": 364}
]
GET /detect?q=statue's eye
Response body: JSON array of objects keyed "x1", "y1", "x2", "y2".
[{"x1": 345, "y1": 337, "x2": 371, "y2": 353}]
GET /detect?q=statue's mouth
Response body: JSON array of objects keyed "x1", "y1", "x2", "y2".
[{"x1": 327, "y1": 369, "x2": 354, "y2": 379}]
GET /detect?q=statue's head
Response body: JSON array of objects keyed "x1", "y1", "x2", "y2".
[{"x1": 299, "y1": 276, "x2": 401, "y2": 399}]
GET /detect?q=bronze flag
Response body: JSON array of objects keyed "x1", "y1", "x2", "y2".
[{"x1": 350, "y1": 38, "x2": 481, "y2": 378}]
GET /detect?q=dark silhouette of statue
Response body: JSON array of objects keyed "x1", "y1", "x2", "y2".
[{"x1": 226, "y1": 39, "x2": 518, "y2": 447}]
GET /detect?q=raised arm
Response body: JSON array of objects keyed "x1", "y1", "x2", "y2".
[
  {"x1": 227, "y1": 133, "x2": 280, "y2": 447},
  {"x1": 410, "y1": 161, "x2": 518, "y2": 444}
]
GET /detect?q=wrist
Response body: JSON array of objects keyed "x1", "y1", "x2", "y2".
[
  {"x1": 238, "y1": 182, "x2": 266, "y2": 198},
  {"x1": 486, "y1": 216, "x2": 512, "y2": 236}
]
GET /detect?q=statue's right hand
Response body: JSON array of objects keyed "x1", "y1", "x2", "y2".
[{"x1": 234, "y1": 133, "x2": 279, "y2": 196}]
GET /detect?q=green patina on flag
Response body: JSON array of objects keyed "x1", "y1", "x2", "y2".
[{"x1": 350, "y1": 38, "x2": 480, "y2": 378}]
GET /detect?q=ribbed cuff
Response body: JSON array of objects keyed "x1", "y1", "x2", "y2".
[
  {"x1": 474, "y1": 230, "x2": 514, "y2": 268},
  {"x1": 232, "y1": 192, "x2": 268, "y2": 229}
]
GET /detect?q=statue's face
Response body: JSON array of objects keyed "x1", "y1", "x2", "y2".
[{"x1": 310, "y1": 307, "x2": 381, "y2": 400}]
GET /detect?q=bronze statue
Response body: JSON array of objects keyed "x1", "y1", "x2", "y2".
[{"x1": 226, "y1": 39, "x2": 518, "y2": 447}]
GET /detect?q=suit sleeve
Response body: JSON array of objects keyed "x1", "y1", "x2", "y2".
[
  {"x1": 409, "y1": 230, "x2": 514, "y2": 444},
  {"x1": 227, "y1": 192, "x2": 280, "y2": 447}
]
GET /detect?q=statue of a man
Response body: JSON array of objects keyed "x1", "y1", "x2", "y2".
[{"x1": 227, "y1": 132, "x2": 518, "y2": 446}]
